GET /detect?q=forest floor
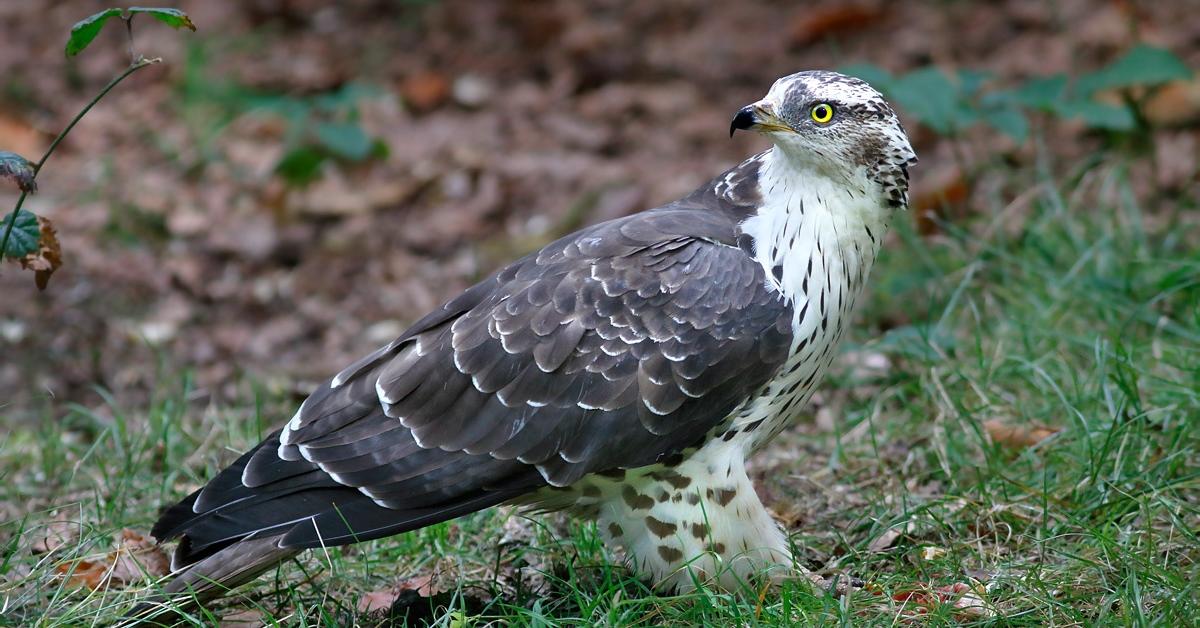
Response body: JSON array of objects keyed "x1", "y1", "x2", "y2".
[{"x1": 1, "y1": 1, "x2": 1198, "y2": 625}]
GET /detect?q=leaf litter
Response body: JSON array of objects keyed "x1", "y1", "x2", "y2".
[{"x1": 55, "y1": 528, "x2": 170, "y2": 591}]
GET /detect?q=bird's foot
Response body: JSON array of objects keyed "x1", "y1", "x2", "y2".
[{"x1": 773, "y1": 566, "x2": 865, "y2": 597}]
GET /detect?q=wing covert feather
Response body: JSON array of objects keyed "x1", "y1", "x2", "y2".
[{"x1": 157, "y1": 194, "x2": 794, "y2": 559}]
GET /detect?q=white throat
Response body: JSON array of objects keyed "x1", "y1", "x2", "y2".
[{"x1": 739, "y1": 146, "x2": 891, "y2": 342}]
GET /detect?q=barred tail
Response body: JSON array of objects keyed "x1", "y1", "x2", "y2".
[{"x1": 121, "y1": 535, "x2": 298, "y2": 626}]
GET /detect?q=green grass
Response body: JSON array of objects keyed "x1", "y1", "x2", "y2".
[{"x1": 1, "y1": 154, "x2": 1197, "y2": 626}]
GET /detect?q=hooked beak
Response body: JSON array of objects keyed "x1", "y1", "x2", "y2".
[{"x1": 729, "y1": 102, "x2": 792, "y2": 137}]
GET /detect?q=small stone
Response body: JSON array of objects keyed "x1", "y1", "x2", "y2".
[{"x1": 452, "y1": 74, "x2": 493, "y2": 108}]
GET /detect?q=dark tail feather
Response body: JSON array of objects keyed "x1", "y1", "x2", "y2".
[{"x1": 121, "y1": 535, "x2": 299, "y2": 626}]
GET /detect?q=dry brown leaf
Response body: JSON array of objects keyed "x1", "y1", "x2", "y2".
[
  {"x1": 357, "y1": 588, "x2": 401, "y2": 613},
  {"x1": 0, "y1": 111, "x2": 44, "y2": 158},
  {"x1": 892, "y1": 582, "x2": 995, "y2": 620},
  {"x1": 31, "y1": 519, "x2": 80, "y2": 555},
  {"x1": 766, "y1": 501, "x2": 806, "y2": 529},
  {"x1": 868, "y1": 527, "x2": 903, "y2": 553},
  {"x1": 984, "y1": 419, "x2": 1058, "y2": 449},
  {"x1": 912, "y1": 166, "x2": 968, "y2": 236},
  {"x1": 58, "y1": 528, "x2": 170, "y2": 590},
  {"x1": 1144, "y1": 79, "x2": 1200, "y2": 127},
  {"x1": 219, "y1": 608, "x2": 267, "y2": 627},
  {"x1": 289, "y1": 168, "x2": 419, "y2": 217},
  {"x1": 17, "y1": 214, "x2": 62, "y2": 290},
  {"x1": 790, "y1": 5, "x2": 886, "y2": 47},
  {"x1": 401, "y1": 573, "x2": 441, "y2": 597},
  {"x1": 356, "y1": 573, "x2": 443, "y2": 613},
  {"x1": 401, "y1": 71, "x2": 451, "y2": 112}
]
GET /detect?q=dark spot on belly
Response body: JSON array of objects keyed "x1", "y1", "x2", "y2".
[
  {"x1": 657, "y1": 489, "x2": 670, "y2": 502},
  {"x1": 657, "y1": 545, "x2": 684, "y2": 563},
  {"x1": 649, "y1": 469, "x2": 692, "y2": 489},
  {"x1": 709, "y1": 542, "x2": 726, "y2": 554},
  {"x1": 690, "y1": 522, "x2": 708, "y2": 539},
  {"x1": 582, "y1": 485, "x2": 601, "y2": 498},
  {"x1": 646, "y1": 516, "x2": 678, "y2": 538},
  {"x1": 608, "y1": 522, "x2": 623, "y2": 537},
  {"x1": 706, "y1": 488, "x2": 737, "y2": 506},
  {"x1": 622, "y1": 486, "x2": 654, "y2": 510},
  {"x1": 686, "y1": 493, "x2": 700, "y2": 505}
]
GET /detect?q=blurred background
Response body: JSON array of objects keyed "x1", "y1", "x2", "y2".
[{"x1": 1, "y1": 0, "x2": 1197, "y2": 421}]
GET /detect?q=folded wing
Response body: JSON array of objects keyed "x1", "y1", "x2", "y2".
[{"x1": 153, "y1": 206, "x2": 793, "y2": 568}]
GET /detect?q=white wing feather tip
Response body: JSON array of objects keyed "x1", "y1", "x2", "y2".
[{"x1": 375, "y1": 378, "x2": 396, "y2": 405}]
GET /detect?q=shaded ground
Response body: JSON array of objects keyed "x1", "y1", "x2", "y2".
[{"x1": 1, "y1": 0, "x2": 1198, "y2": 626}]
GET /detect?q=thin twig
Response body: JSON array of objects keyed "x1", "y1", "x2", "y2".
[
  {"x1": 36, "y1": 57, "x2": 160, "y2": 174},
  {"x1": 0, "y1": 57, "x2": 160, "y2": 259}
]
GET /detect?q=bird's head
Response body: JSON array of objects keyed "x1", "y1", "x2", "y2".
[{"x1": 731, "y1": 70, "x2": 918, "y2": 208}]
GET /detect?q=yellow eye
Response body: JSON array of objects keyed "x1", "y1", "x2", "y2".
[{"x1": 811, "y1": 103, "x2": 834, "y2": 124}]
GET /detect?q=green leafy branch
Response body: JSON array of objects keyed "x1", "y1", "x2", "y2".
[{"x1": 0, "y1": 7, "x2": 196, "y2": 289}]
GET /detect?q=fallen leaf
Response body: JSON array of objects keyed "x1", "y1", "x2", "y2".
[
  {"x1": 358, "y1": 588, "x2": 401, "y2": 613},
  {"x1": 401, "y1": 72, "x2": 451, "y2": 112},
  {"x1": 289, "y1": 167, "x2": 420, "y2": 216},
  {"x1": 219, "y1": 608, "x2": 267, "y2": 627},
  {"x1": 0, "y1": 112, "x2": 45, "y2": 158},
  {"x1": 18, "y1": 214, "x2": 63, "y2": 290},
  {"x1": 790, "y1": 5, "x2": 886, "y2": 47},
  {"x1": 357, "y1": 573, "x2": 443, "y2": 613},
  {"x1": 59, "y1": 528, "x2": 170, "y2": 590},
  {"x1": 984, "y1": 419, "x2": 1058, "y2": 449},
  {"x1": 868, "y1": 527, "x2": 903, "y2": 553},
  {"x1": 31, "y1": 519, "x2": 80, "y2": 554},
  {"x1": 401, "y1": 573, "x2": 441, "y2": 597},
  {"x1": 893, "y1": 582, "x2": 995, "y2": 620},
  {"x1": 1153, "y1": 131, "x2": 1197, "y2": 190},
  {"x1": 1144, "y1": 79, "x2": 1200, "y2": 127},
  {"x1": 911, "y1": 166, "x2": 968, "y2": 235}
]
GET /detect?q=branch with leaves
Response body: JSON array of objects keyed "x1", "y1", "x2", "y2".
[{"x1": 0, "y1": 7, "x2": 196, "y2": 289}]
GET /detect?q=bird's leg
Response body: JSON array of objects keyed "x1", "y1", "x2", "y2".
[
  {"x1": 770, "y1": 565, "x2": 864, "y2": 597},
  {"x1": 574, "y1": 443, "x2": 802, "y2": 592}
]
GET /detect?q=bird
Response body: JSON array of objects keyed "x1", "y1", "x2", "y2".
[{"x1": 141, "y1": 70, "x2": 916, "y2": 614}]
